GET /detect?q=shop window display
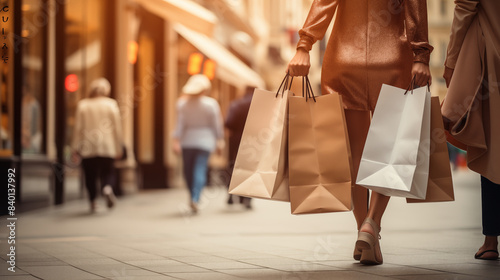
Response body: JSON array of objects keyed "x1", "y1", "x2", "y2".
[
  {"x1": 0, "y1": 0, "x2": 13, "y2": 156},
  {"x1": 21, "y1": 0, "x2": 46, "y2": 154}
]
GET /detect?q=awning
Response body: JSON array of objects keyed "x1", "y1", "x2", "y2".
[
  {"x1": 134, "y1": 0, "x2": 217, "y2": 37},
  {"x1": 174, "y1": 24, "x2": 265, "y2": 90},
  {"x1": 209, "y1": 0, "x2": 258, "y2": 41}
]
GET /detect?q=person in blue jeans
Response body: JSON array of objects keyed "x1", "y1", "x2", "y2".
[{"x1": 173, "y1": 74, "x2": 224, "y2": 213}]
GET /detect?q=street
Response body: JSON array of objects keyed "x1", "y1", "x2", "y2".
[{"x1": 0, "y1": 169, "x2": 499, "y2": 280}]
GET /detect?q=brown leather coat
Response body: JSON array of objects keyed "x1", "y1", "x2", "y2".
[
  {"x1": 297, "y1": 0, "x2": 433, "y2": 111},
  {"x1": 441, "y1": 0, "x2": 500, "y2": 184}
]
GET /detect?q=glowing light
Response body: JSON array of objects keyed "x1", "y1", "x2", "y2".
[
  {"x1": 203, "y1": 59, "x2": 216, "y2": 80},
  {"x1": 187, "y1": 53, "x2": 204, "y2": 75},
  {"x1": 65, "y1": 74, "x2": 79, "y2": 92},
  {"x1": 128, "y1": 41, "x2": 138, "y2": 64}
]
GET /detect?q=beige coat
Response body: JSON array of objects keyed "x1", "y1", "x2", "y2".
[
  {"x1": 441, "y1": 0, "x2": 500, "y2": 184},
  {"x1": 72, "y1": 96, "x2": 123, "y2": 159}
]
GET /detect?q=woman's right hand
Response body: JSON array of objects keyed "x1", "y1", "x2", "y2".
[{"x1": 286, "y1": 48, "x2": 311, "y2": 77}]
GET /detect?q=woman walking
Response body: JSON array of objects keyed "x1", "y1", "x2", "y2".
[
  {"x1": 442, "y1": 0, "x2": 500, "y2": 261},
  {"x1": 173, "y1": 74, "x2": 225, "y2": 214},
  {"x1": 287, "y1": 0, "x2": 433, "y2": 264},
  {"x1": 72, "y1": 78, "x2": 123, "y2": 213}
]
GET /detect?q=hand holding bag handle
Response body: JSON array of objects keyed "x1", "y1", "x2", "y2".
[
  {"x1": 404, "y1": 75, "x2": 431, "y2": 95},
  {"x1": 276, "y1": 74, "x2": 316, "y2": 102},
  {"x1": 404, "y1": 75, "x2": 417, "y2": 95}
]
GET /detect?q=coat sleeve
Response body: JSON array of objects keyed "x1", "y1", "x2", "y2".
[
  {"x1": 111, "y1": 100, "x2": 123, "y2": 156},
  {"x1": 296, "y1": 0, "x2": 339, "y2": 51},
  {"x1": 405, "y1": 0, "x2": 434, "y2": 65},
  {"x1": 444, "y1": 0, "x2": 480, "y2": 69}
]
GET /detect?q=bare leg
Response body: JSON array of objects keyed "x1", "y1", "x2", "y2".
[
  {"x1": 354, "y1": 190, "x2": 390, "y2": 265},
  {"x1": 345, "y1": 109, "x2": 371, "y2": 229},
  {"x1": 362, "y1": 192, "x2": 390, "y2": 232},
  {"x1": 346, "y1": 110, "x2": 390, "y2": 265}
]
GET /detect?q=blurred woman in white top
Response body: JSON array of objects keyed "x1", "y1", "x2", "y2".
[
  {"x1": 173, "y1": 74, "x2": 225, "y2": 213},
  {"x1": 72, "y1": 78, "x2": 123, "y2": 213}
]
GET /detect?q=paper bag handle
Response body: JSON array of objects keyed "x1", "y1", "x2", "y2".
[
  {"x1": 404, "y1": 75, "x2": 417, "y2": 95},
  {"x1": 404, "y1": 75, "x2": 431, "y2": 95},
  {"x1": 302, "y1": 76, "x2": 316, "y2": 102},
  {"x1": 276, "y1": 73, "x2": 294, "y2": 98}
]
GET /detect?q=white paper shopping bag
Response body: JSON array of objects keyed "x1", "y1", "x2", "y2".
[{"x1": 356, "y1": 84, "x2": 431, "y2": 199}]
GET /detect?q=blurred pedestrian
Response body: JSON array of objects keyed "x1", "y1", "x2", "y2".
[
  {"x1": 72, "y1": 78, "x2": 123, "y2": 213},
  {"x1": 442, "y1": 0, "x2": 500, "y2": 261},
  {"x1": 287, "y1": 0, "x2": 432, "y2": 265},
  {"x1": 225, "y1": 86, "x2": 254, "y2": 209},
  {"x1": 173, "y1": 74, "x2": 225, "y2": 214},
  {"x1": 22, "y1": 83, "x2": 42, "y2": 153}
]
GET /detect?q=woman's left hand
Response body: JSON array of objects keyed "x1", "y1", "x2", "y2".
[{"x1": 412, "y1": 62, "x2": 432, "y2": 87}]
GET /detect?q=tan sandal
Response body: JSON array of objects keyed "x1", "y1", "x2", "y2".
[
  {"x1": 353, "y1": 246, "x2": 361, "y2": 261},
  {"x1": 353, "y1": 232, "x2": 361, "y2": 260},
  {"x1": 355, "y1": 218, "x2": 383, "y2": 265}
]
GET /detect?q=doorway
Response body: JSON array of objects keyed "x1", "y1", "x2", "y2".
[{"x1": 133, "y1": 10, "x2": 167, "y2": 189}]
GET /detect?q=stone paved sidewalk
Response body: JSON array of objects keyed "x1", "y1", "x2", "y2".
[{"x1": 0, "y1": 170, "x2": 499, "y2": 279}]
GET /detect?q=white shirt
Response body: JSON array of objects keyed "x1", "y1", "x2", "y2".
[
  {"x1": 72, "y1": 96, "x2": 122, "y2": 158},
  {"x1": 173, "y1": 96, "x2": 224, "y2": 152}
]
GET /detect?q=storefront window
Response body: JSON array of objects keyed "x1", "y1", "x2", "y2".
[
  {"x1": 64, "y1": 0, "x2": 112, "y2": 150},
  {"x1": 22, "y1": 0, "x2": 46, "y2": 154},
  {"x1": 0, "y1": 0, "x2": 14, "y2": 156}
]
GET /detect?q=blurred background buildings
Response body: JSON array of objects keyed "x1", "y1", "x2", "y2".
[{"x1": 0, "y1": 0, "x2": 456, "y2": 213}]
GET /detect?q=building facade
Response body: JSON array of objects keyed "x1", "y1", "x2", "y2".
[
  {"x1": 3, "y1": 0, "x2": 285, "y2": 213},
  {"x1": 428, "y1": 0, "x2": 455, "y2": 99},
  {"x1": 2, "y1": 0, "x2": 456, "y2": 213}
]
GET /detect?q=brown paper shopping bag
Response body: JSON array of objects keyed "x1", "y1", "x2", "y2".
[
  {"x1": 228, "y1": 77, "x2": 291, "y2": 202},
  {"x1": 407, "y1": 97, "x2": 454, "y2": 203},
  {"x1": 288, "y1": 78, "x2": 352, "y2": 214}
]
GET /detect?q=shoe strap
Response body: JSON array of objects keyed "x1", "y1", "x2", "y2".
[{"x1": 362, "y1": 217, "x2": 381, "y2": 239}]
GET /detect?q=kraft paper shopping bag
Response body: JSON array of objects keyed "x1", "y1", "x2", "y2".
[
  {"x1": 356, "y1": 83, "x2": 431, "y2": 199},
  {"x1": 228, "y1": 78, "x2": 291, "y2": 202},
  {"x1": 407, "y1": 96, "x2": 454, "y2": 203},
  {"x1": 288, "y1": 77, "x2": 352, "y2": 214}
]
